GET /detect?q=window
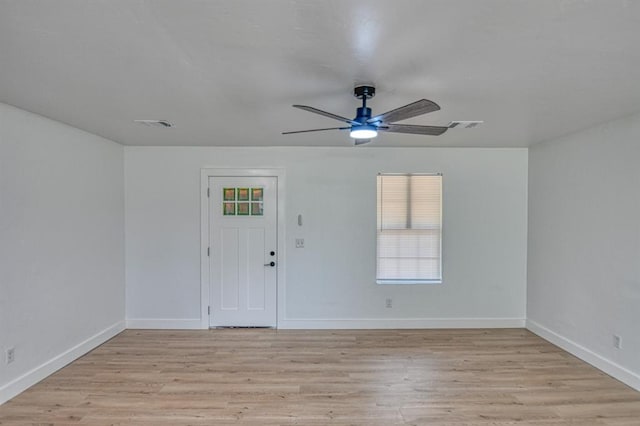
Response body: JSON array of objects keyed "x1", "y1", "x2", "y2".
[
  {"x1": 376, "y1": 173, "x2": 442, "y2": 284},
  {"x1": 222, "y1": 187, "x2": 264, "y2": 216}
]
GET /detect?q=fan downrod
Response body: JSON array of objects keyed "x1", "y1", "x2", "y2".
[{"x1": 353, "y1": 85, "x2": 375, "y2": 100}]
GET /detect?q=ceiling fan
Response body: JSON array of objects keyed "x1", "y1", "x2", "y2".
[{"x1": 282, "y1": 85, "x2": 449, "y2": 145}]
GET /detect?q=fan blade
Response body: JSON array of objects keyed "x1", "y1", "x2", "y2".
[
  {"x1": 293, "y1": 105, "x2": 357, "y2": 124},
  {"x1": 368, "y1": 99, "x2": 440, "y2": 124},
  {"x1": 353, "y1": 139, "x2": 371, "y2": 146},
  {"x1": 379, "y1": 124, "x2": 448, "y2": 136},
  {"x1": 282, "y1": 127, "x2": 349, "y2": 135}
]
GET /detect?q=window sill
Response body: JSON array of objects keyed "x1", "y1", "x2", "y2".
[{"x1": 376, "y1": 279, "x2": 442, "y2": 285}]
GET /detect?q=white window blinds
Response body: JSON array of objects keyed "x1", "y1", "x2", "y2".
[{"x1": 376, "y1": 173, "x2": 442, "y2": 284}]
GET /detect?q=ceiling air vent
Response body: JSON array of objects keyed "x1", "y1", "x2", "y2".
[
  {"x1": 134, "y1": 119, "x2": 173, "y2": 128},
  {"x1": 448, "y1": 121, "x2": 483, "y2": 129}
]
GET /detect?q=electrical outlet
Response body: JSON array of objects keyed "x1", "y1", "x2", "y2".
[
  {"x1": 613, "y1": 335, "x2": 622, "y2": 349},
  {"x1": 6, "y1": 348, "x2": 15, "y2": 364},
  {"x1": 385, "y1": 298, "x2": 392, "y2": 308},
  {"x1": 295, "y1": 238, "x2": 304, "y2": 248}
]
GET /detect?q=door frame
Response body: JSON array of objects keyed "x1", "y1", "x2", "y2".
[{"x1": 200, "y1": 168, "x2": 286, "y2": 329}]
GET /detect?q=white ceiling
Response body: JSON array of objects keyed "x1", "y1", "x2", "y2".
[{"x1": 1, "y1": 0, "x2": 639, "y2": 147}]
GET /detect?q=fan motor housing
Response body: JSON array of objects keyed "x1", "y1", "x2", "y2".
[
  {"x1": 354, "y1": 107, "x2": 373, "y2": 123},
  {"x1": 354, "y1": 85, "x2": 375, "y2": 99}
]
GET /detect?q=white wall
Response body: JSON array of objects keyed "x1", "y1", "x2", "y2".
[
  {"x1": 125, "y1": 146, "x2": 528, "y2": 328},
  {"x1": 0, "y1": 103, "x2": 125, "y2": 403},
  {"x1": 527, "y1": 112, "x2": 640, "y2": 390}
]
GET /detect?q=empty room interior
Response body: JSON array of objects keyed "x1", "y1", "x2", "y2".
[{"x1": 1, "y1": 0, "x2": 639, "y2": 424}]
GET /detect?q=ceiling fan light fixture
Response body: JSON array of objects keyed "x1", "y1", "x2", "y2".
[
  {"x1": 350, "y1": 125, "x2": 378, "y2": 139},
  {"x1": 283, "y1": 85, "x2": 457, "y2": 143}
]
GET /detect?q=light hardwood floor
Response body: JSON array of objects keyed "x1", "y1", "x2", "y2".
[{"x1": 1, "y1": 329, "x2": 639, "y2": 425}]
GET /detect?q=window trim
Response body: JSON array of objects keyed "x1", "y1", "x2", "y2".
[{"x1": 376, "y1": 172, "x2": 443, "y2": 285}]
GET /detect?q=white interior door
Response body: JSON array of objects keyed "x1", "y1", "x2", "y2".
[{"x1": 209, "y1": 176, "x2": 277, "y2": 327}]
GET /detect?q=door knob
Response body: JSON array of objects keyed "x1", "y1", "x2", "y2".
[{"x1": 264, "y1": 261, "x2": 276, "y2": 267}]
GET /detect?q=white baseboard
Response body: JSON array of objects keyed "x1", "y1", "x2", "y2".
[
  {"x1": 0, "y1": 321, "x2": 125, "y2": 405},
  {"x1": 279, "y1": 317, "x2": 526, "y2": 329},
  {"x1": 126, "y1": 318, "x2": 203, "y2": 329},
  {"x1": 526, "y1": 319, "x2": 640, "y2": 391}
]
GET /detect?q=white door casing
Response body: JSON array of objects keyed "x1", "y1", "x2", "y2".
[{"x1": 208, "y1": 176, "x2": 277, "y2": 327}]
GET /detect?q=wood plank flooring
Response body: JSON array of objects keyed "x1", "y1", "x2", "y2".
[{"x1": 1, "y1": 329, "x2": 639, "y2": 425}]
